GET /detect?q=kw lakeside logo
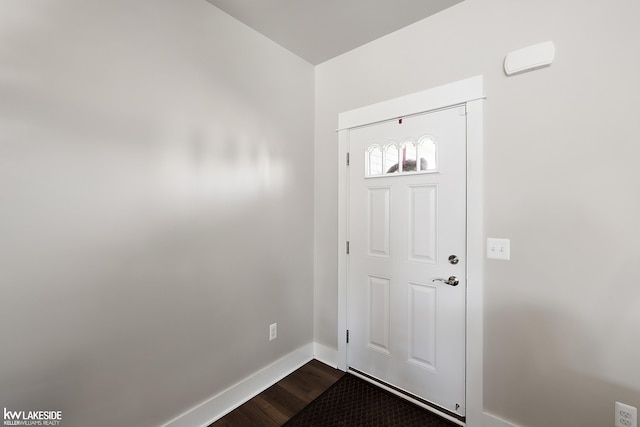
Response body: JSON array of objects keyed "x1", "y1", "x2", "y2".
[{"x1": 3, "y1": 408, "x2": 63, "y2": 426}]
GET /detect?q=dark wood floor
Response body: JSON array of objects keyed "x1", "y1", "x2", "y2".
[{"x1": 210, "y1": 359, "x2": 344, "y2": 426}]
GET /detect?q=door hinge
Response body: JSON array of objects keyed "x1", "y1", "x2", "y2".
[
  {"x1": 346, "y1": 241, "x2": 350, "y2": 254},
  {"x1": 346, "y1": 329, "x2": 350, "y2": 343},
  {"x1": 459, "y1": 105, "x2": 467, "y2": 116},
  {"x1": 346, "y1": 152, "x2": 350, "y2": 166}
]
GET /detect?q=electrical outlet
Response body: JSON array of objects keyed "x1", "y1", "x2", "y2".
[
  {"x1": 269, "y1": 323, "x2": 277, "y2": 341},
  {"x1": 616, "y1": 402, "x2": 637, "y2": 427}
]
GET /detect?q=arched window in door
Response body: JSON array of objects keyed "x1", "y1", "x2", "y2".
[{"x1": 365, "y1": 136, "x2": 437, "y2": 177}]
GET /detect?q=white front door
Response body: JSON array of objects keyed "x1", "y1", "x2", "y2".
[{"x1": 347, "y1": 105, "x2": 467, "y2": 416}]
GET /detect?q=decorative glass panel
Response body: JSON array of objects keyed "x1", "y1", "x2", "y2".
[
  {"x1": 368, "y1": 145, "x2": 383, "y2": 176},
  {"x1": 417, "y1": 137, "x2": 437, "y2": 171},
  {"x1": 400, "y1": 140, "x2": 421, "y2": 172},
  {"x1": 364, "y1": 136, "x2": 437, "y2": 177},
  {"x1": 384, "y1": 144, "x2": 399, "y2": 173}
]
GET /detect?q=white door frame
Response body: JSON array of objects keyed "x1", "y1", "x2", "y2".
[{"x1": 337, "y1": 76, "x2": 484, "y2": 426}]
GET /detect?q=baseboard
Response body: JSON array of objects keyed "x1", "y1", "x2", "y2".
[
  {"x1": 313, "y1": 342, "x2": 339, "y2": 368},
  {"x1": 162, "y1": 343, "x2": 314, "y2": 427},
  {"x1": 482, "y1": 411, "x2": 520, "y2": 427},
  {"x1": 164, "y1": 341, "x2": 502, "y2": 427}
]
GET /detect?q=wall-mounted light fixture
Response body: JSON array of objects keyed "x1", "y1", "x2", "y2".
[{"x1": 504, "y1": 41, "x2": 555, "y2": 76}]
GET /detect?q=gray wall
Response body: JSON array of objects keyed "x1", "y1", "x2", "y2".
[
  {"x1": 314, "y1": 0, "x2": 640, "y2": 426},
  {"x1": 0, "y1": 1, "x2": 314, "y2": 426}
]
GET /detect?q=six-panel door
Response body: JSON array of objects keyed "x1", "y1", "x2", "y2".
[{"x1": 347, "y1": 106, "x2": 467, "y2": 415}]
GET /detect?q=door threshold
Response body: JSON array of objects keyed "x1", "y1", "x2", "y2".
[{"x1": 348, "y1": 367, "x2": 466, "y2": 426}]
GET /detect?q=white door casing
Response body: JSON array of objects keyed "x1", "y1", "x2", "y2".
[
  {"x1": 337, "y1": 76, "x2": 484, "y2": 426},
  {"x1": 348, "y1": 106, "x2": 466, "y2": 415}
]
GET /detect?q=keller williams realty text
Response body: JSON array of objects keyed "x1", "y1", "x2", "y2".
[{"x1": 4, "y1": 408, "x2": 63, "y2": 426}]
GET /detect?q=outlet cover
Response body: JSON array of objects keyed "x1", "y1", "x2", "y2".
[{"x1": 616, "y1": 402, "x2": 637, "y2": 427}]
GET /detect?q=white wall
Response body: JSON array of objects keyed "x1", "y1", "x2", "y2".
[
  {"x1": 0, "y1": 1, "x2": 314, "y2": 426},
  {"x1": 314, "y1": 0, "x2": 640, "y2": 426}
]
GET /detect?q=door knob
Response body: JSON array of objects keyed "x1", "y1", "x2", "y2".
[{"x1": 432, "y1": 276, "x2": 459, "y2": 286}]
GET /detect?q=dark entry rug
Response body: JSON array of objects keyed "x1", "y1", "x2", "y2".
[{"x1": 283, "y1": 374, "x2": 460, "y2": 426}]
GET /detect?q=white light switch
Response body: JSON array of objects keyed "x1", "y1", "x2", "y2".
[{"x1": 487, "y1": 238, "x2": 510, "y2": 260}]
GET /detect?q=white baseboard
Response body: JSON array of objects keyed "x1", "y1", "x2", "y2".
[
  {"x1": 482, "y1": 411, "x2": 520, "y2": 427},
  {"x1": 313, "y1": 342, "x2": 339, "y2": 368},
  {"x1": 162, "y1": 343, "x2": 314, "y2": 427},
  {"x1": 164, "y1": 341, "x2": 507, "y2": 427}
]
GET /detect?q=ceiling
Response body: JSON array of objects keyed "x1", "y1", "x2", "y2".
[{"x1": 206, "y1": 0, "x2": 464, "y2": 65}]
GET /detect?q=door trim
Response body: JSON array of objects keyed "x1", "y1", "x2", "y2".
[{"x1": 337, "y1": 76, "x2": 484, "y2": 426}]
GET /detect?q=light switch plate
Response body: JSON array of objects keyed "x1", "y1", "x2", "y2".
[{"x1": 487, "y1": 238, "x2": 510, "y2": 260}]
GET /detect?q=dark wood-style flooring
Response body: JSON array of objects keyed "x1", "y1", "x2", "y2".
[{"x1": 210, "y1": 359, "x2": 344, "y2": 426}]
